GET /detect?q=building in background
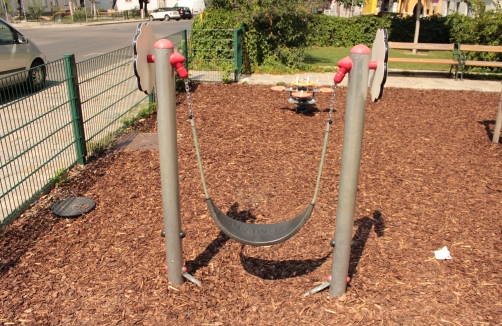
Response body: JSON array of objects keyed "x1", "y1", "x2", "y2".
[{"x1": 359, "y1": 0, "x2": 482, "y2": 16}]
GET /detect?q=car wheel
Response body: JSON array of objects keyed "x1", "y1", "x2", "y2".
[
  {"x1": 176, "y1": 19, "x2": 180, "y2": 21},
  {"x1": 27, "y1": 60, "x2": 46, "y2": 92},
  {"x1": 165, "y1": 15, "x2": 170, "y2": 21},
  {"x1": 149, "y1": 15, "x2": 154, "y2": 21}
]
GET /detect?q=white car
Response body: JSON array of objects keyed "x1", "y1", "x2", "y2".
[
  {"x1": 149, "y1": 8, "x2": 181, "y2": 21},
  {"x1": 0, "y1": 18, "x2": 47, "y2": 91}
]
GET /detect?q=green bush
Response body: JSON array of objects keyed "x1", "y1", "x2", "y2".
[
  {"x1": 27, "y1": 0, "x2": 45, "y2": 21},
  {"x1": 72, "y1": 7, "x2": 90, "y2": 21},
  {"x1": 389, "y1": 14, "x2": 451, "y2": 43},
  {"x1": 192, "y1": 3, "x2": 502, "y2": 74}
]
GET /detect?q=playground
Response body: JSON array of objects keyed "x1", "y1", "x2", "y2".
[{"x1": 0, "y1": 81, "x2": 501, "y2": 324}]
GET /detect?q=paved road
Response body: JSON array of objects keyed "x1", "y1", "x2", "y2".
[{"x1": 14, "y1": 19, "x2": 193, "y2": 62}]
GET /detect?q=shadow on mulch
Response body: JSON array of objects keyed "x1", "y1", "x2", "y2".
[
  {"x1": 186, "y1": 204, "x2": 385, "y2": 281},
  {"x1": 349, "y1": 211, "x2": 385, "y2": 278},
  {"x1": 184, "y1": 202, "x2": 246, "y2": 274},
  {"x1": 478, "y1": 120, "x2": 501, "y2": 143}
]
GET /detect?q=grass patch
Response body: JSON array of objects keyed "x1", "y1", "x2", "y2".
[
  {"x1": 257, "y1": 46, "x2": 458, "y2": 74},
  {"x1": 304, "y1": 46, "x2": 456, "y2": 72},
  {"x1": 304, "y1": 46, "x2": 351, "y2": 67}
]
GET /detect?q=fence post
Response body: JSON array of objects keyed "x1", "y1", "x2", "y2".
[
  {"x1": 239, "y1": 25, "x2": 243, "y2": 77},
  {"x1": 182, "y1": 29, "x2": 188, "y2": 70},
  {"x1": 64, "y1": 54, "x2": 87, "y2": 165},
  {"x1": 233, "y1": 27, "x2": 239, "y2": 82},
  {"x1": 149, "y1": 90, "x2": 155, "y2": 104}
]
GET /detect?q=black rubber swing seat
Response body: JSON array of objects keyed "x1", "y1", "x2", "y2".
[{"x1": 206, "y1": 198, "x2": 315, "y2": 246}]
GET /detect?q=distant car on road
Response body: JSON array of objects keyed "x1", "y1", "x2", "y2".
[
  {"x1": 149, "y1": 8, "x2": 181, "y2": 21},
  {"x1": 0, "y1": 18, "x2": 47, "y2": 91},
  {"x1": 172, "y1": 6, "x2": 193, "y2": 19}
]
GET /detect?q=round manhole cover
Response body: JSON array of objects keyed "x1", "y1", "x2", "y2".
[{"x1": 51, "y1": 197, "x2": 96, "y2": 218}]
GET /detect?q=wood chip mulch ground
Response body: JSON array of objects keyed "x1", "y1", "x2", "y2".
[{"x1": 1, "y1": 83, "x2": 502, "y2": 325}]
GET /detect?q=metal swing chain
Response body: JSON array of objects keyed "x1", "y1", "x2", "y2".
[
  {"x1": 327, "y1": 83, "x2": 338, "y2": 123},
  {"x1": 184, "y1": 79, "x2": 194, "y2": 117},
  {"x1": 184, "y1": 79, "x2": 338, "y2": 205},
  {"x1": 184, "y1": 79, "x2": 210, "y2": 199},
  {"x1": 311, "y1": 82, "x2": 338, "y2": 204}
]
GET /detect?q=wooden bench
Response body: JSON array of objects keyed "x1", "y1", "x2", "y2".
[
  {"x1": 456, "y1": 44, "x2": 502, "y2": 80},
  {"x1": 387, "y1": 42, "x2": 461, "y2": 79}
]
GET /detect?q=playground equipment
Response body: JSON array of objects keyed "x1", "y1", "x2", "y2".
[
  {"x1": 133, "y1": 24, "x2": 388, "y2": 296},
  {"x1": 492, "y1": 81, "x2": 502, "y2": 143},
  {"x1": 271, "y1": 77, "x2": 334, "y2": 113}
]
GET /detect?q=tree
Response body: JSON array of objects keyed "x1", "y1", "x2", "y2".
[
  {"x1": 27, "y1": 0, "x2": 44, "y2": 20},
  {"x1": 209, "y1": 0, "x2": 332, "y2": 12}
]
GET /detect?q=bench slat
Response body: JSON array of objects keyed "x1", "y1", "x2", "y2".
[
  {"x1": 463, "y1": 60, "x2": 502, "y2": 67},
  {"x1": 388, "y1": 58, "x2": 458, "y2": 65},
  {"x1": 388, "y1": 42, "x2": 454, "y2": 51},
  {"x1": 460, "y1": 44, "x2": 502, "y2": 53}
]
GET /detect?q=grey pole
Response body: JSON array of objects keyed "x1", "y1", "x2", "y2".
[
  {"x1": 492, "y1": 83, "x2": 502, "y2": 143},
  {"x1": 154, "y1": 39, "x2": 184, "y2": 285},
  {"x1": 329, "y1": 45, "x2": 371, "y2": 297},
  {"x1": 412, "y1": 0, "x2": 422, "y2": 54}
]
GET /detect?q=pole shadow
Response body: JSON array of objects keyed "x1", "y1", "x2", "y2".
[
  {"x1": 478, "y1": 120, "x2": 501, "y2": 143},
  {"x1": 184, "y1": 202, "x2": 252, "y2": 274},
  {"x1": 348, "y1": 210, "x2": 385, "y2": 278}
]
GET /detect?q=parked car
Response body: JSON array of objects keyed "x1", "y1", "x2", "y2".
[
  {"x1": 149, "y1": 8, "x2": 181, "y2": 21},
  {"x1": 172, "y1": 6, "x2": 193, "y2": 19},
  {"x1": 0, "y1": 18, "x2": 47, "y2": 91}
]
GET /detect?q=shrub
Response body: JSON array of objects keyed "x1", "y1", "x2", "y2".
[{"x1": 27, "y1": 0, "x2": 45, "y2": 21}]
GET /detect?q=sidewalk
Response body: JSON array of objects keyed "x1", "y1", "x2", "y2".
[
  {"x1": 9, "y1": 18, "x2": 144, "y2": 28},
  {"x1": 240, "y1": 72, "x2": 502, "y2": 93}
]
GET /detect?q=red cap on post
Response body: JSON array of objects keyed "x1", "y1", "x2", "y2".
[
  {"x1": 350, "y1": 44, "x2": 371, "y2": 54},
  {"x1": 334, "y1": 56, "x2": 353, "y2": 84},
  {"x1": 154, "y1": 39, "x2": 174, "y2": 49},
  {"x1": 170, "y1": 52, "x2": 188, "y2": 79}
]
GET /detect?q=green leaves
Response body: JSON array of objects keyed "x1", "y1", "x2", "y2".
[{"x1": 195, "y1": 4, "x2": 502, "y2": 74}]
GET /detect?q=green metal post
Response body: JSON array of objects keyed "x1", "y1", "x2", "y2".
[
  {"x1": 149, "y1": 90, "x2": 155, "y2": 104},
  {"x1": 64, "y1": 54, "x2": 87, "y2": 165},
  {"x1": 233, "y1": 28, "x2": 239, "y2": 82},
  {"x1": 182, "y1": 29, "x2": 188, "y2": 70}
]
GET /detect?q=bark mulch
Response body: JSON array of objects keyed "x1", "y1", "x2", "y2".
[{"x1": 1, "y1": 84, "x2": 502, "y2": 325}]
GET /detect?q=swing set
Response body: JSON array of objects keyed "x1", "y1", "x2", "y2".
[{"x1": 132, "y1": 24, "x2": 388, "y2": 297}]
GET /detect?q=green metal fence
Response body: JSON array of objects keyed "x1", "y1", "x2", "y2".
[
  {"x1": 0, "y1": 27, "x2": 245, "y2": 227},
  {"x1": 0, "y1": 59, "x2": 80, "y2": 226},
  {"x1": 0, "y1": 48, "x2": 149, "y2": 227},
  {"x1": 76, "y1": 45, "x2": 148, "y2": 157},
  {"x1": 182, "y1": 25, "x2": 244, "y2": 82}
]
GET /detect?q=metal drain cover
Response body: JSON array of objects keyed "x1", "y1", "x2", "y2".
[{"x1": 51, "y1": 197, "x2": 96, "y2": 218}]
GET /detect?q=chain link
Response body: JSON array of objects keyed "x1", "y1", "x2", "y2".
[
  {"x1": 184, "y1": 79, "x2": 193, "y2": 117},
  {"x1": 327, "y1": 83, "x2": 338, "y2": 123}
]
